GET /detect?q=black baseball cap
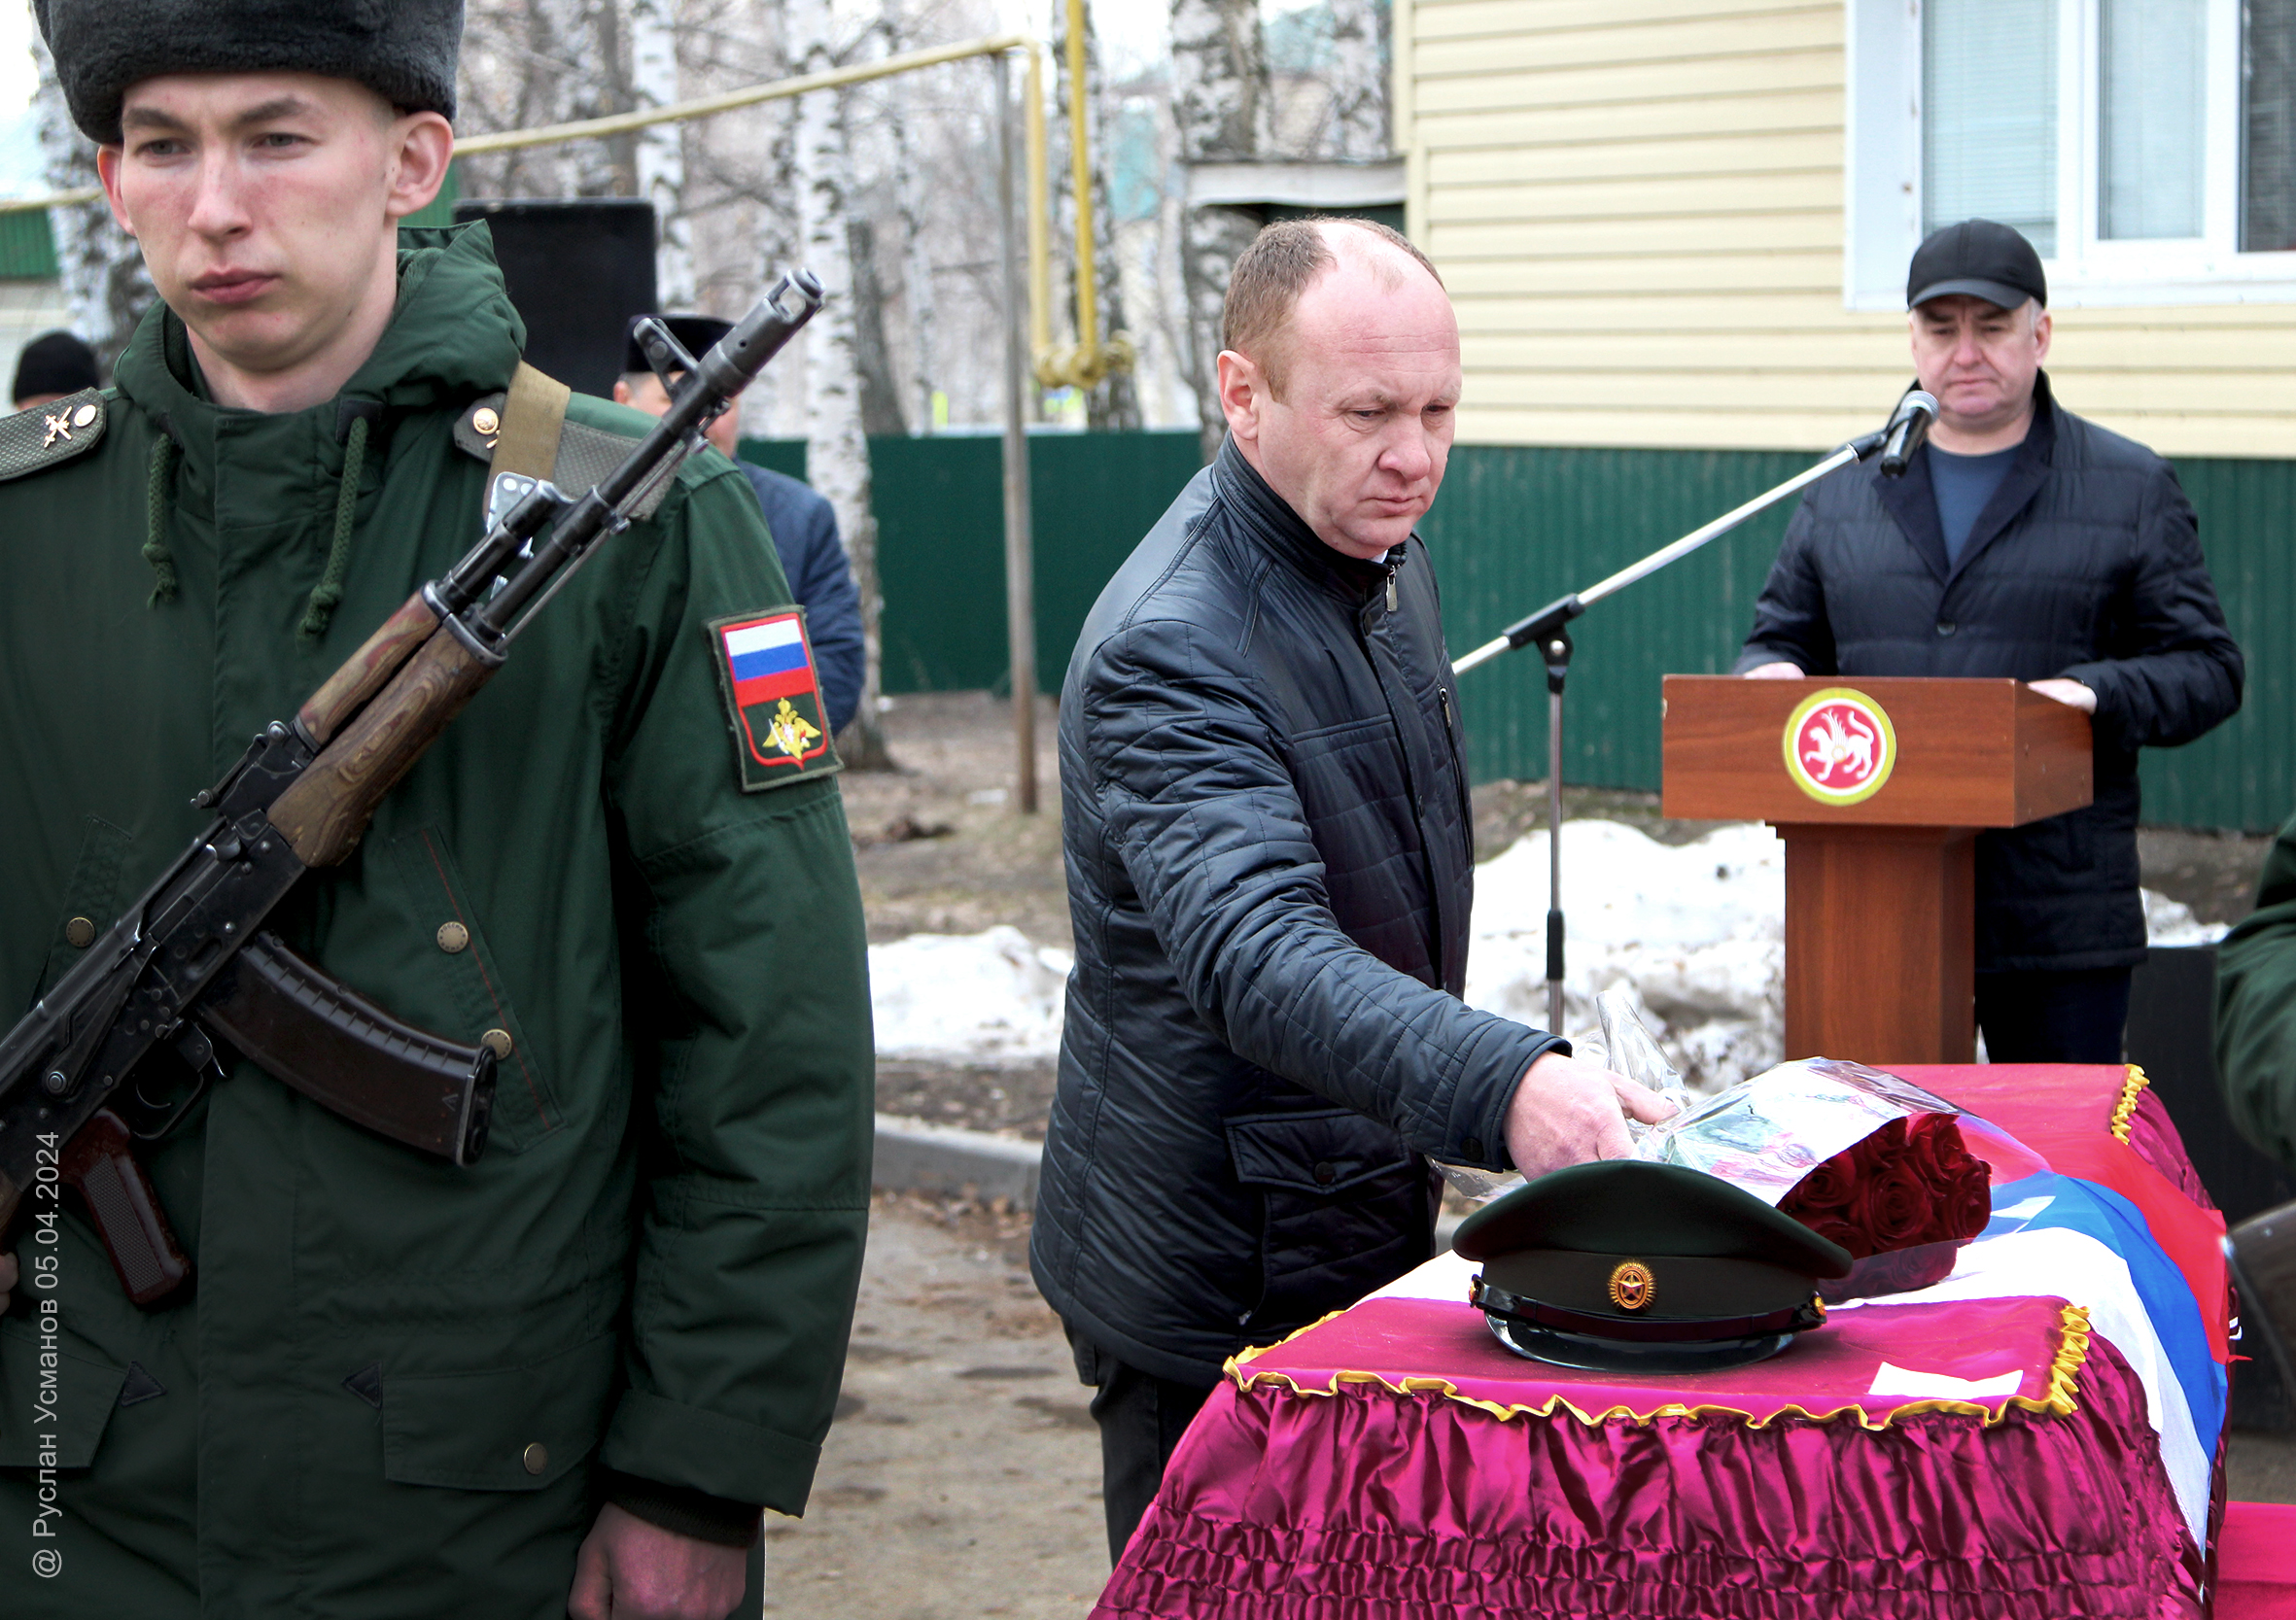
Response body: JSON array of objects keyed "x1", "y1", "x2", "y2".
[
  {"x1": 623, "y1": 314, "x2": 734, "y2": 378},
  {"x1": 12, "y1": 328, "x2": 100, "y2": 404},
  {"x1": 1907, "y1": 219, "x2": 2047, "y2": 312},
  {"x1": 1453, "y1": 1159, "x2": 1851, "y2": 1374}
]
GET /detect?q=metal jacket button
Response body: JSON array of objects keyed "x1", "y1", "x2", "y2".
[
  {"x1": 1312, "y1": 1160, "x2": 1338, "y2": 1187},
  {"x1": 522, "y1": 1442, "x2": 548, "y2": 1475},
  {"x1": 436, "y1": 921, "x2": 470, "y2": 953},
  {"x1": 1934, "y1": 620, "x2": 1957, "y2": 637},
  {"x1": 64, "y1": 916, "x2": 96, "y2": 948},
  {"x1": 480, "y1": 1028, "x2": 515, "y2": 1060}
]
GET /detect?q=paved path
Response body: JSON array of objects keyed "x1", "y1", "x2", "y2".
[{"x1": 762, "y1": 1197, "x2": 1108, "y2": 1617}]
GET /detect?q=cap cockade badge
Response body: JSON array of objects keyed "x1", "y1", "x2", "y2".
[{"x1": 1607, "y1": 1260, "x2": 1655, "y2": 1312}]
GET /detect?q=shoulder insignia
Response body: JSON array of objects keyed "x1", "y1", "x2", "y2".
[
  {"x1": 710, "y1": 608, "x2": 843, "y2": 791},
  {"x1": 456, "y1": 394, "x2": 675, "y2": 524},
  {"x1": 0, "y1": 389, "x2": 107, "y2": 483}
]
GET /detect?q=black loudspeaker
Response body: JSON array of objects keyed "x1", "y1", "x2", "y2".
[
  {"x1": 452, "y1": 198, "x2": 658, "y2": 399},
  {"x1": 2124, "y1": 943, "x2": 2296, "y2": 1431}
]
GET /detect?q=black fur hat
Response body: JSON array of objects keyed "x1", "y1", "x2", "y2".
[{"x1": 36, "y1": 0, "x2": 464, "y2": 144}]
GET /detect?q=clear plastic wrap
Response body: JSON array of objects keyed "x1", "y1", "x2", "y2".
[
  {"x1": 1630, "y1": 1056, "x2": 1960, "y2": 1207},
  {"x1": 1432, "y1": 990, "x2": 1690, "y2": 1207}
]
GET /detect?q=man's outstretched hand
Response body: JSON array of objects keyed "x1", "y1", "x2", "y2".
[
  {"x1": 1503, "y1": 1051, "x2": 1678, "y2": 1180},
  {"x1": 568, "y1": 1503, "x2": 748, "y2": 1620}
]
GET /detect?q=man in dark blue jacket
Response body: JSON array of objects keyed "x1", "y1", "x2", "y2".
[
  {"x1": 615, "y1": 317, "x2": 864, "y2": 734},
  {"x1": 1032, "y1": 219, "x2": 1670, "y2": 1561},
  {"x1": 1738, "y1": 220, "x2": 2243, "y2": 1062}
]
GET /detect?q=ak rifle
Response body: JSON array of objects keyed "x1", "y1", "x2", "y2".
[{"x1": 0, "y1": 271, "x2": 825, "y2": 1306}]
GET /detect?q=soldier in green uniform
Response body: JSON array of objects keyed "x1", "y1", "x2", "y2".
[
  {"x1": 2218, "y1": 814, "x2": 2296, "y2": 1174},
  {"x1": 0, "y1": 5, "x2": 873, "y2": 1616}
]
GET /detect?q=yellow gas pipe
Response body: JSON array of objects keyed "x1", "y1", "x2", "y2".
[{"x1": 1032, "y1": 0, "x2": 1134, "y2": 393}]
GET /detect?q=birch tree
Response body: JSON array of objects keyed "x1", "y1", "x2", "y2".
[
  {"x1": 788, "y1": 0, "x2": 892, "y2": 767},
  {"x1": 33, "y1": 37, "x2": 152, "y2": 368},
  {"x1": 1323, "y1": 0, "x2": 1390, "y2": 160},
  {"x1": 460, "y1": 0, "x2": 632, "y2": 198},
  {"x1": 629, "y1": 0, "x2": 696, "y2": 306},
  {"x1": 882, "y1": 0, "x2": 940, "y2": 433},
  {"x1": 1169, "y1": 0, "x2": 1269, "y2": 461}
]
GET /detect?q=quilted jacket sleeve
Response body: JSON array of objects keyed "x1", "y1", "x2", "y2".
[
  {"x1": 1083, "y1": 617, "x2": 1562, "y2": 1173},
  {"x1": 1733, "y1": 496, "x2": 1838, "y2": 675},
  {"x1": 2059, "y1": 464, "x2": 2244, "y2": 753}
]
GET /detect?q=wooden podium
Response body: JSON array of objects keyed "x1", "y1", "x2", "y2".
[{"x1": 1660, "y1": 677, "x2": 2092, "y2": 1064}]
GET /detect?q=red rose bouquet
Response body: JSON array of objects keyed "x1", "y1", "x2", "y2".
[{"x1": 1778, "y1": 1113, "x2": 1994, "y2": 1301}]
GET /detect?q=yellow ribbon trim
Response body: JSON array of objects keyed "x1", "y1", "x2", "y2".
[
  {"x1": 2111, "y1": 1064, "x2": 2150, "y2": 1145},
  {"x1": 1224, "y1": 1303, "x2": 2093, "y2": 1434}
]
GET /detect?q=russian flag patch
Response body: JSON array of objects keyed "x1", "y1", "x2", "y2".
[{"x1": 711, "y1": 609, "x2": 841, "y2": 790}]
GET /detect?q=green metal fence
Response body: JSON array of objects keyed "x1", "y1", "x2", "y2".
[
  {"x1": 741, "y1": 431, "x2": 1203, "y2": 697},
  {"x1": 747, "y1": 432, "x2": 2292, "y2": 833}
]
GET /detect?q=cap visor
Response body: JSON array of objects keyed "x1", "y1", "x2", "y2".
[{"x1": 1909, "y1": 278, "x2": 2037, "y2": 311}]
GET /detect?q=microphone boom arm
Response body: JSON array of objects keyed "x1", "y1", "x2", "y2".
[{"x1": 1444, "y1": 392, "x2": 1924, "y2": 1036}]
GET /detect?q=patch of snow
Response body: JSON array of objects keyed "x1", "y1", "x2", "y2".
[
  {"x1": 2143, "y1": 888, "x2": 2229, "y2": 948},
  {"x1": 1466, "y1": 819, "x2": 2223, "y2": 1090},
  {"x1": 1465, "y1": 821, "x2": 1786, "y2": 1092},
  {"x1": 868, "y1": 925, "x2": 1072, "y2": 1061}
]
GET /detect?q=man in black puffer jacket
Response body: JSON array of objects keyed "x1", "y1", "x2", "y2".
[
  {"x1": 1031, "y1": 219, "x2": 1672, "y2": 1560},
  {"x1": 1737, "y1": 220, "x2": 2243, "y2": 1061}
]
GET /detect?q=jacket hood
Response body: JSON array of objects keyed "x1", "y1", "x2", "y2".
[{"x1": 115, "y1": 220, "x2": 526, "y2": 431}]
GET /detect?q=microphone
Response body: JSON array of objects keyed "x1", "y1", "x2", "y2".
[{"x1": 1877, "y1": 390, "x2": 1939, "y2": 477}]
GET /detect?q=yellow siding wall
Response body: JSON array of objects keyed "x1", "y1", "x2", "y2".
[{"x1": 1396, "y1": 0, "x2": 2296, "y2": 458}]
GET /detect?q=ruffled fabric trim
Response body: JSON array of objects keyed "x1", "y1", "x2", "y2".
[
  {"x1": 1101, "y1": 1329, "x2": 2198, "y2": 1620},
  {"x1": 1226, "y1": 1304, "x2": 2092, "y2": 1434}
]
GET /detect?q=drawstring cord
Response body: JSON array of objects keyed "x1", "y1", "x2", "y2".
[
  {"x1": 298, "y1": 413, "x2": 368, "y2": 641},
  {"x1": 143, "y1": 435, "x2": 179, "y2": 605}
]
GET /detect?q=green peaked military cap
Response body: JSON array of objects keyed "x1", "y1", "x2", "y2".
[
  {"x1": 37, "y1": 0, "x2": 465, "y2": 145},
  {"x1": 1455, "y1": 1160, "x2": 1854, "y2": 1372}
]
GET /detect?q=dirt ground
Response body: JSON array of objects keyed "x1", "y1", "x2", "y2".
[{"x1": 762, "y1": 1193, "x2": 1107, "y2": 1617}]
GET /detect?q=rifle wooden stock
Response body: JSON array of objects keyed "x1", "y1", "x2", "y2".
[
  {"x1": 269, "y1": 628, "x2": 497, "y2": 868},
  {"x1": 296, "y1": 590, "x2": 442, "y2": 746}
]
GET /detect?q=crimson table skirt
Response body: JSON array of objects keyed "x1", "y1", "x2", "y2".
[{"x1": 1092, "y1": 1065, "x2": 2234, "y2": 1619}]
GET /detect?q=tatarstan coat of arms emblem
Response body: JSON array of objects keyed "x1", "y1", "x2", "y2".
[{"x1": 1782, "y1": 688, "x2": 1896, "y2": 807}]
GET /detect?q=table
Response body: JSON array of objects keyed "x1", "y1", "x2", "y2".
[{"x1": 1094, "y1": 1065, "x2": 2256, "y2": 1619}]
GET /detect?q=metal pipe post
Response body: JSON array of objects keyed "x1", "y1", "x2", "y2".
[
  {"x1": 1547, "y1": 684, "x2": 1565, "y2": 1034},
  {"x1": 996, "y1": 53, "x2": 1039, "y2": 814}
]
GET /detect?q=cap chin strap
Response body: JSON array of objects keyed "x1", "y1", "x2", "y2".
[{"x1": 1470, "y1": 1275, "x2": 1825, "y2": 1345}]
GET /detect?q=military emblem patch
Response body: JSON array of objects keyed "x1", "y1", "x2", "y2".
[{"x1": 712, "y1": 610, "x2": 842, "y2": 790}]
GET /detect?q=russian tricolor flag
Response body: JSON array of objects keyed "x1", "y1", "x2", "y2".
[{"x1": 724, "y1": 614, "x2": 817, "y2": 708}]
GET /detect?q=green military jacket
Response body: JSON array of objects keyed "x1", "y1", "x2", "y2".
[
  {"x1": 2218, "y1": 810, "x2": 2296, "y2": 1172},
  {"x1": 0, "y1": 225, "x2": 873, "y2": 1617}
]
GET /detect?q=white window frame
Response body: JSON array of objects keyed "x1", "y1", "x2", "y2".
[{"x1": 1846, "y1": 0, "x2": 2296, "y2": 309}]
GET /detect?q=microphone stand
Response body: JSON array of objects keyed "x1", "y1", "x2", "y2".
[{"x1": 1451, "y1": 397, "x2": 1933, "y2": 1036}]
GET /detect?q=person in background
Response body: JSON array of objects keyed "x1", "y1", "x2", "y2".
[
  {"x1": 2216, "y1": 813, "x2": 2296, "y2": 1172},
  {"x1": 11, "y1": 327, "x2": 101, "y2": 410},
  {"x1": 615, "y1": 315, "x2": 864, "y2": 735},
  {"x1": 1736, "y1": 218, "x2": 2243, "y2": 1063},
  {"x1": 1032, "y1": 218, "x2": 1670, "y2": 1562}
]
